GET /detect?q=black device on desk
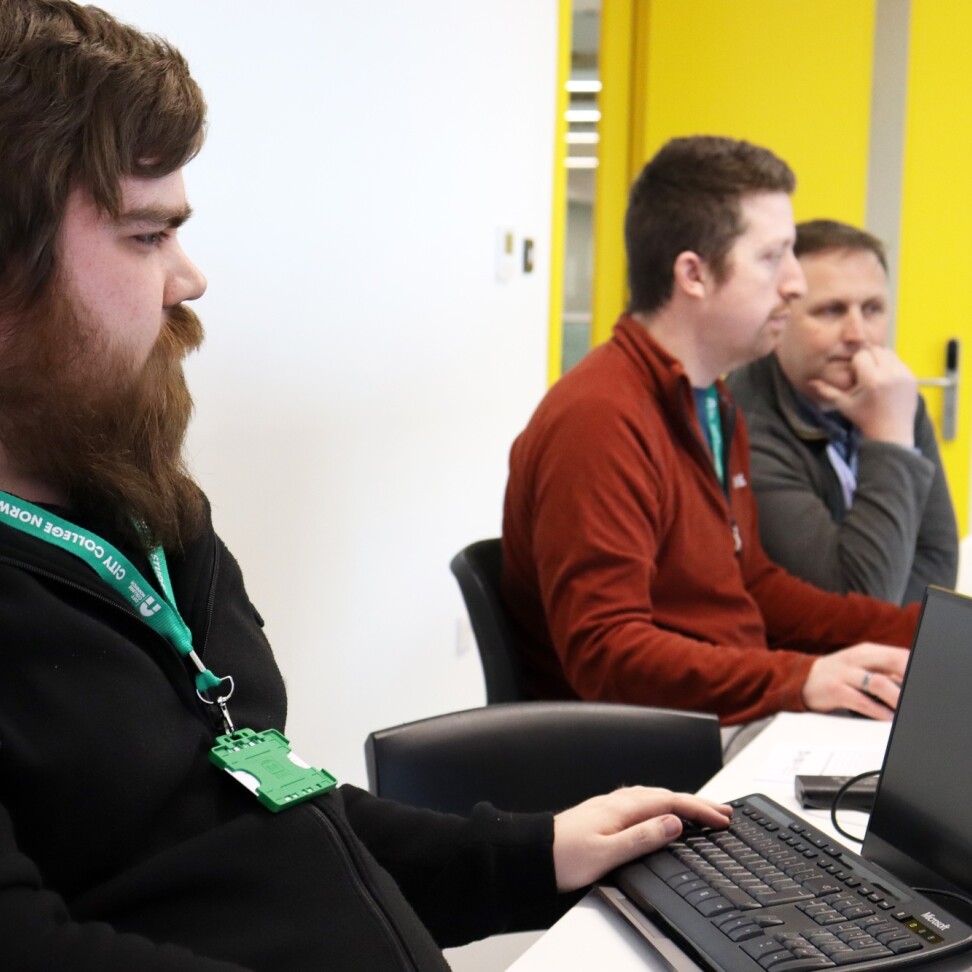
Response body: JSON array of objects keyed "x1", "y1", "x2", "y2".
[
  {"x1": 796, "y1": 774, "x2": 879, "y2": 813},
  {"x1": 605, "y1": 587, "x2": 972, "y2": 971}
]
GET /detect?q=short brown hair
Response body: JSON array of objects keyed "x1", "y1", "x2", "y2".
[
  {"x1": 625, "y1": 136, "x2": 796, "y2": 315},
  {"x1": 0, "y1": 0, "x2": 206, "y2": 313},
  {"x1": 794, "y1": 219, "x2": 888, "y2": 272}
]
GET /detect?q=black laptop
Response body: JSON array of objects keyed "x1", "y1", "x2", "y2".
[{"x1": 604, "y1": 586, "x2": 972, "y2": 971}]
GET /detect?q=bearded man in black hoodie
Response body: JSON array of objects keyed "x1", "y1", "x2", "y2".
[{"x1": 0, "y1": 3, "x2": 730, "y2": 970}]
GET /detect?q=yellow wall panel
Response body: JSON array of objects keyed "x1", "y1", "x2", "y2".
[
  {"x1": 591, "y1": 0, "x2": 639, "y2": 346},
  {"x1": 896, "y1": 0, "x2": 972, "y2": 533},
  {"x1": 548, "y1": 0, "x2": 573, "y2": 385},
  {"x1": 592, "y1": 0, "x2": 878, "y2": 349},
  {"x1": 633, "y1": 0, "x2": 876, "y2": 225}
]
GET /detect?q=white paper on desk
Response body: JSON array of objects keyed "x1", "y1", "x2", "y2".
[
  {"x1": 754, "y1": 744, "x2": 884, "y2": 785},
  {"x1": 731, "y1": 712, "x2": 890, "y2": 787}
]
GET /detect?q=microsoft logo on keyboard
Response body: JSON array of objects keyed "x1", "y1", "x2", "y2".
[{"x1": 921, "y1": 913, "x2": 950, "y2": 932}]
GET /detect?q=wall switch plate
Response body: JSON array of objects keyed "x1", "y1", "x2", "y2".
[{"x1": 495, "y1": 226, "x2": 516, "y2": 282}]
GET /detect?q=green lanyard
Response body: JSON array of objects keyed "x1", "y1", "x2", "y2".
[
  {"x1": 0, "y1": 489, "x2": 337, "y2": 811},
  {"x1": 0, "y1": 489, "x2": 227, "y2": 700},
  {"x1": 702, "y1": 385, "x2": 725, "y2": 488}
]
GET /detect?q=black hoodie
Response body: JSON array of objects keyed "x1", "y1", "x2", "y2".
[{"x1": 0, "y1": 502, "x2": 560, "y2": 970}]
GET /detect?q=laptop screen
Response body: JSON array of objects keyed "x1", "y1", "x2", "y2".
[{"x1": 863, "y1": 586, "x2": 972, "y2": 899}]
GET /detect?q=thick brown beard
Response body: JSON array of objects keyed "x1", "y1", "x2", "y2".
[{"x1": 0, "y1": 287, "x2": 206, "y2": 553}]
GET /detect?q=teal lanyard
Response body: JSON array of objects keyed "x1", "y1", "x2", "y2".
[
  {"x1": 0, "y1": 489, "x2": 339, "y2": 809},
  {"x1": 702, "y1": 385, "x2": 725, "y2": 487},
  {"x1": 0, "y1": 490, "x2": 232, "y2": 724}
]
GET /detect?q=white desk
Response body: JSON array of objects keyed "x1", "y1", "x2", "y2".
[
  {"x1": 508, "y1": 712, "x2": 971, "y2": 972},
  {"x1": 698, "y1": 712, "x2": 890, "y2": 842}
]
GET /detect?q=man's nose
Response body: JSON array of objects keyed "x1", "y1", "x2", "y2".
[
  {"x1": 779, "y1": 250, "x2": 806, "y2": 301},
  {"x1": 165, "y1": 243, "x2": 207, "y2": 306},
  {"x1": 841, "y1": 308, "x2": 866, "y2": 344}
]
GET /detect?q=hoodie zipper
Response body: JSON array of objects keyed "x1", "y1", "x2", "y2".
[
  {"x1": 199, "y1": 532, "x2": 220, "y2": 660},
  {"x1": 310, "y1": 800, "x2": 423, "y2": 972}
]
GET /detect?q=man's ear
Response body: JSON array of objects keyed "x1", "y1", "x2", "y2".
[{"x1": 672, "y1": 251, "x2": 709, "y2": 300}]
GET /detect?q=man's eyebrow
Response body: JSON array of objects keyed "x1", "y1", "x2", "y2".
[
  {"x1": 115, "y1": 204, "x2": 193, "y2": 228},
  {"x1": 810, "y1": 299, "x2": 849, "y2": 311}
]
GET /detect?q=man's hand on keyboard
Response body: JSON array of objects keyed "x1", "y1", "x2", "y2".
[
  {"x1": 552, "y1": 787, "x2": 733, "y2": 892},
  {"x1": 802, "y1": 642, "x2": 909, "y2": 720}
]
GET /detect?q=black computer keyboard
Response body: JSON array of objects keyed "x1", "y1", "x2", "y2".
[{"x1": 611, "y1": 794, "x2": 972, "y2": 971}]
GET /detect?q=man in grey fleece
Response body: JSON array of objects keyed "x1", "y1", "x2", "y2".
[{"x1": 728, "y1": 219, "x2": 957, "y2": 606}]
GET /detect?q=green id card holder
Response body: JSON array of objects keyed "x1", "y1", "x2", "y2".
[{"x1": 209, "y1": 728, "x2": 337, "y2": 812}]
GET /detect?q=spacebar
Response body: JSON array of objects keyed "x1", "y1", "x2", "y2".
[
  {"x1": 748, "y1": 887, "x2": 815, "y2": 906},
  {"x1": 719, "y1": 886, "x2": 761, "y2": 910}
]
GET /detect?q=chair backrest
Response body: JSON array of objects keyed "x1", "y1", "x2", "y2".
[
  {"x1": 365, "y1": 701, "x2": 722, "y2": 816},
  {"x1": 449, "y1": 538, "x2": 529, "y2": 703}
]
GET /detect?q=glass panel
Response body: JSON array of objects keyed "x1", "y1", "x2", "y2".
[{"x1": 561, "y1": 0, "x2": 600, "y2": 373}]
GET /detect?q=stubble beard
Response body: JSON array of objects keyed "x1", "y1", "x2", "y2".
[{"x1": 0, "y1": 280, "x2": 206, "y2": 552}]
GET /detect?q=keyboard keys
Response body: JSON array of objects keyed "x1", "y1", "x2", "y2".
[
  {"x1": 691, "y1": 897, "x2": 734, "y2": 917},
  {"x1": 758, "y1": 952, "x2": 810, "y2": 970},
  {"x1": 720, "y1": 885, "x2": 761, "y2": 910},
  {"x1": 841, "y1": 905, "x2": 876, "y2": 920},
  {"x1": 887, "y1": 937, "x2": 923, "y2": 954},
  {"x1": 801, "y1": 876, "x2": 844, "y2": 896},
  {"x1": 755, "y1": 915, "x2": 787, "y2": 930},
  {"x1": 646, "y1": 852, "x2": 692, "y2": 882},
  {"x1": 751, "y1": 887, "x2": 816, "y2": 906},
  {"x1": 741, "y1": 935, "x2": 787, "y2": 961},
  {"x1": 767, "y1": 960, "x2": 834, "y2": 971},
  {"x1": 632, "y1": 796, "x2": 965, "y2": 972},
  {"x1": 684, "y1": 886, "x2": 723, "y2": 906},
  {"x1": 674, "y1": 879, "x2": 708, "y2": 898},
  {"x1": 833, "y1": 946, "x2": 892, "y2": 964},
  {"x1": 666, "y1": 871, "x2": 699, "y2": 890},
  {"x1": 826, "y1": 948, "x2": 858, "y2": 965},
  {"x1": 728, "y1": 922, "x2": 766, "y2": 943}
]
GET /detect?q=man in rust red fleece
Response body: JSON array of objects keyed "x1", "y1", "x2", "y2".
[{"x1": 501, "y1": 136, "x2": 920, "y2": 727}]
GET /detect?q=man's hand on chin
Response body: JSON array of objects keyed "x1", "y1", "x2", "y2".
[{"x1": 807, "y1": 345, "x2": 917, "y2": 447}]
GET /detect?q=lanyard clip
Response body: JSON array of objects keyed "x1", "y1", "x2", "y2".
[
  {"x1": 197, "y1": 675, "x2": 236, "y2": 735},
  {"x1": 216, "y1": 698, "x2": 236, "y2": 735}
]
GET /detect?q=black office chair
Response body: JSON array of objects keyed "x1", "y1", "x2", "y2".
[
  {"x1": 364, "y1": 701, "x2": 722, "y2": 816},
  {"x1": 450, "y1": 538, "x2": 530, "y2": 703}
]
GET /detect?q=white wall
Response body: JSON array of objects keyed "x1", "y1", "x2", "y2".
[{"x1": 103, "y1": 1, "x2": 558, "y2": 786}]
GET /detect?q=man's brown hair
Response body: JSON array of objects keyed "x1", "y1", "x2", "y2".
[
  {"x1": 794, "y1": 219, "x2": 888, "y2": 272},
  {"x1": 625, "y1": 136, "x2": 796, "y2": 315},
  {"x1": 0, "y1": 0, "x2": 206, "y2": 313}
]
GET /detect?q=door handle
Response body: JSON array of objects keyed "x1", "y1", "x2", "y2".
[{"x1": 917, "y1": 338, "x2": 959, "y2": 441}]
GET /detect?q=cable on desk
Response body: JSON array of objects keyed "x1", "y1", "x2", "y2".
[{"x1": 830, "y1": 769, "x2": 881, "y2": 843}]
